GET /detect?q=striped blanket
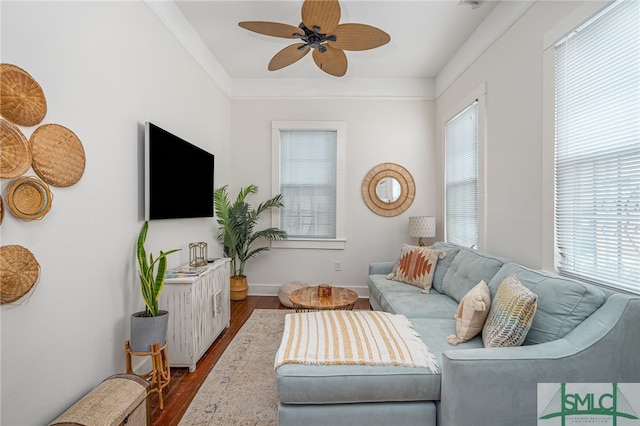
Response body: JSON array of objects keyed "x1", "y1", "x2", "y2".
[{"x1": 274, "y1": 310, "x2": 437, "y2": 373}]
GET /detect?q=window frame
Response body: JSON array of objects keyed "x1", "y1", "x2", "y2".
[
  {"x1": 542, "y1": 0, "x2": 640, "y2": 293},
  {"x1": 442, "y1": 84, "x2": 487, "y2": 250},
  {"x1": 271, "y1": 120, "x2": 346, "y2": 250}
]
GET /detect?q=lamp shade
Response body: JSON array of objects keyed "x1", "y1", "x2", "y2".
[{"x1": 408, "y1": 216, "x2": 436, "y2": 238}]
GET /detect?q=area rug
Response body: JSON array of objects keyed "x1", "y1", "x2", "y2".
[{"x1": 178, "y1": 309, "x2": 290, "y2": 426}]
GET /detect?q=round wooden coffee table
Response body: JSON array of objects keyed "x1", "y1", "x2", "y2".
[{"x1": 288, "y1": 285, "x2": 358, "y2": 312}]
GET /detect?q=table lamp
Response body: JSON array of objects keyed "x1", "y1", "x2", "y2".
[{"x1": 409, "y1": 216, "x2": 436, "y2": 246}]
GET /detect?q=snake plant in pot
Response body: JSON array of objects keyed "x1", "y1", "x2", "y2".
[
  {"x1": 214, "y1": 185, "x2": 287, "y2": 300},
  {"x1": 130, "y1": 221, "x2": 180, "y2": 352}
]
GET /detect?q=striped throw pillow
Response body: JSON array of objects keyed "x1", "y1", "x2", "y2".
[{"x1": 482, "y1": 274, "x2": 537, "y2": 348}]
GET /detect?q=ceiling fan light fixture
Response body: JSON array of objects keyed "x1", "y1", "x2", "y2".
[
  {"x1": 238, "y1": 0, "x2": 390, "y2": 77},
  {"x1": 459, "y1": 0, "x2": 481, "y2": 9}
]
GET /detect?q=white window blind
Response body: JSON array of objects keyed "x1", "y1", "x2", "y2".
[
  {"x1": 279, "y1": 129, "x2": 337, "y2": 239},
  {"x1": 555, "y1": 0, "x2": 640, "y2": 292},
  {"x1": 445, "y1": 101, "x2": 479, "y2": 249}
]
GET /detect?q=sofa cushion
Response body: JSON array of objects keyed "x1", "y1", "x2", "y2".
[
  {"x1": 488, "y1": 263, "x2": 607, "y2": 345},
  {"x1": 432, "y1": 242, "x2": 461, "y2": 293},
  {"x1": 441, "y1": 249, "x2": 504, "y2": 302},
  {"x1": 368, "y1": 275, "x2": 459, "y2": 319},
  {"x1": 387, "y1": 245, "x2": 446, "y2": 293},
  {"x1": 447, "y1": 280, "x2": 491, "y2": 345},
  {"x1": 482, "y1": 274, "x2": 537, "y2": 348}
]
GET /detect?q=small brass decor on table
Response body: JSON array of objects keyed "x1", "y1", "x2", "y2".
[
  {"x1": 189, "y1": 242, "x2": 207, "y2": 267},
  {"x1": 318, "y1": 284, "x2": 332, "y2": 297}
]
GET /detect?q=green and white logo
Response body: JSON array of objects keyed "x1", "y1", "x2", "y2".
[{"x1": 538, "y1": 383, "x2": 640, "y2": 425}]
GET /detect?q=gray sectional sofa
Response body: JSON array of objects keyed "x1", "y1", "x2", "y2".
[{"x1": 275, "y1": 242, "x2": 640, "y2": 426}]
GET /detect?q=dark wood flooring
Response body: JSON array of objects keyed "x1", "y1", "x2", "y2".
[{"x1": 149, "y1": 295, "x2": 371, "y2": 426}]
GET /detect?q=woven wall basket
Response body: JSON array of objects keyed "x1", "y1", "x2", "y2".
[
  {"x1": 0, "y1": 118, "x2": 31, "y2": 178},
  {"x1": 0, "y1": 63, "x2": 47, "y2": 127},
  {"x1": 30, "y1": 123, "x2": 85, "y2": 187},
  {"x1": 0, "y1": 197, "x2": 4, "y2": 225},
  {"x1": 6, "y1": 176, "x2": 53, "y2": 221},
  {"x1": 0, "y1": 245, "x2": 40, "y2": 304}
]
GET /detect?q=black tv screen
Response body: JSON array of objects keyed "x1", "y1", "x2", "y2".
[{"x1": 145, "y1": 122, "x2": 214, "y2": 220}]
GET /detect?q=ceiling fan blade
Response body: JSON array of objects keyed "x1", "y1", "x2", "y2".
[
  {"x1": 238, "y1": 21, "x2": 304, "y2": 38},
  {"x1": 312, "y1": 45, "x2": 347, "y2": 77},
  {"x1": 269, "y1": 43, "x2": 310, "y2": 71},
  {"x1": 329, "y1": 23, "x2": 391, "y2": 51},
  {"x1": 301, "y1": 0, "x2": 341, "y2": 34}
]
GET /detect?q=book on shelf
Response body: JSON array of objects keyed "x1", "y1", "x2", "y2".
[{"x1": 165, "y1": 265, "x2": 207, "y2": 278}]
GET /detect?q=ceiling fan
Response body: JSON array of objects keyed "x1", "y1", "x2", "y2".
[{"x1": 238, "y1": 0, "x2": 390, "y2": 77}]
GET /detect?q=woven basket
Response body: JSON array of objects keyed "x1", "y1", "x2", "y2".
[
  {"x1": 30, "y1": 123, "x2": 85, "y2": 187},
  {"x1": 5, "y1": 176, "x2": 53, "y2": 221},
  {"x1": 0, "y1": 245, "x2": 40, "y2": 304},
  {"x1": 0, "y1": 63, "x2": 47, "y2": 127},
  {"x1": 0, "y1": 118, "x2": 31, "y2": 178},
  {"x1": 0, "y1": 196, "x2": 4, "y2": 225}
]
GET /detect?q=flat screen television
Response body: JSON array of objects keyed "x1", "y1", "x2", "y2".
[{"x1": 145, "y1": 122, "x2": 214, "y2": 220}]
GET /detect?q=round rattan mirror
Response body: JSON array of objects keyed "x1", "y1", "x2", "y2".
[{"x1": 362, "y1": 163, "x2": 415, "y2": 217}]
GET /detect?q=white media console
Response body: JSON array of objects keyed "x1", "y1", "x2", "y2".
[{"x1": 160, "y1": 258, "x2": 230, "y2": 372}]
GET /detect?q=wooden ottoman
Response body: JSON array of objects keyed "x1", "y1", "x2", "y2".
[{"x1": 49, "y1": 374, "x2": 149, "y2": 426}]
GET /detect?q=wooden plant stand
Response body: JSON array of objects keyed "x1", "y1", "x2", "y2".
[{"x1": 125, "y1": 341, "x2": 171, "y2": 410}]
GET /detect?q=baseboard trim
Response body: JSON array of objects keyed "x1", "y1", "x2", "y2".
[{"x1": 248, "y1": 283, "x2": 369, "y2": 298}]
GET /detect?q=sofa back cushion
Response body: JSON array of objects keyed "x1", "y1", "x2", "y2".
[
  {"x1": 441, "y1": 248, "x2": 504, "y2": 302},
  {"x1": 432, "y1": 242, "x2": 461, "y2": 293},
  {"x1": 488, "y1": 263, "x2": 607, "y2": 345}
]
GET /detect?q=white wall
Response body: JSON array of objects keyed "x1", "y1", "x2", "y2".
[
  {"x1": 231, "y1": 99, "x2": 437, "y2": 295},
  {"x1": 435, "y1": 0, "x2": 607, "y2": 269},
  {"x1": 0, "y1": 2, "x2": 231, "y2": 424}
]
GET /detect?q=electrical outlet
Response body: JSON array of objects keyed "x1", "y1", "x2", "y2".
[{"x1": 334, "y1": 261, "x2": 342, "y2": 271}]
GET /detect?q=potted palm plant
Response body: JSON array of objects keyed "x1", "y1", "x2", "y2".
[
  {"x1": 130, "y1": 221, "x2": 180, "y2": 352},
  {"x1": 214, "y1": 185, "x2": 287, "y2": 300}
]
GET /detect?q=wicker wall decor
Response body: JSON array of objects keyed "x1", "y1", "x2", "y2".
[
  {"x1": 0, "y1": 197, "x2": 4, "y2": 225},
  {"x1": 0, "y1": 244, "x2": 40, "y2": 304},
  {"x1": 5, "y1": 176, "x2": 53, "y2": 221},
  {"x1": 362, "y1": 162, "x2": 415, "y2": 217},
  {"x1": 0, "y1": 118, "x2": 31, "y2": 178},
  {"x1": 29, "y1": 123, "x2": 85, "y2": 187},
  {"x1": 0, "y1": 63, "x2": 47, "y2": 127}
]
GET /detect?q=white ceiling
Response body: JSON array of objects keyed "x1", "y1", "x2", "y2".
[
  {"x1": 174, "y1": 1, "x2": 497, "y2": 79},
  {"x1": 149, "y1": 1, "x2": 531, "y2": 98}
]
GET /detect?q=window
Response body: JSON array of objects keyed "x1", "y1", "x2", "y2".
[
  {"x1": 445, "y1": 101, "x2": 479, "y2": 249},
  {"x1": 554, "y1": 0, "x2": 640, "y2": 292},
  {"x1": 271, "y1": 121, "x2": 346, "y2": 250}
]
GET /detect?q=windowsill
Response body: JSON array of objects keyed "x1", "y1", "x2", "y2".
[{"x1": 272, "y1": 238, "x2": 346, "y2": 250}]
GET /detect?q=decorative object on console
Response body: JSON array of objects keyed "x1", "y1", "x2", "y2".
[
  {"x1": 130, "y1": 221, "x2": 180, "y2": 352},
  {"x1": 447, "y1": 280, "x2": 491, "y2": 345},
  {"x1": 213, "y1": 184, "x2": 287, "y2": 300},
  {"x1": 482, "y1": 274, "x2": 537, "y2": 348},
  {"x1": 0, "y1": 118, "x2": 31, "y2": 179},
  {"x1": 387, "y1": 244, "x2": 446, "y2": 293},
  {"x1": 29, "y1": 123, "x2": 85, "y2": 187},
  {"x1": 362, "y1": 163, "x2": 415, "y2": 217},
  {"x1": 0, "y1": 63, "x2": 47, "y2": 127},
  {"x1": 189, "y1": 242, "x2": 208, "y2": 267},
  {"x1": 409, "y1": 216, "x2": 436, "y2": 246},
  {"x1": 5, "y1": 176, "x2": 53, "y2": 221},
  {"x1": 238, "y1": 0, "x2": 390, "y2": 77},
  {"x1": 0, "y1": 244, "x2": 40, "y2": 304}
]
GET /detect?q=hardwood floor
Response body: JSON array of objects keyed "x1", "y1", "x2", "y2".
[{"x1": 149, "y1": 295, "x2": 371, "y2": 426}]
